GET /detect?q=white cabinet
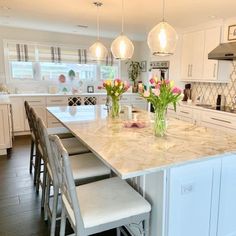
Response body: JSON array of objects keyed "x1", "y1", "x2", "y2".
[
  {"x1": 23, "y1": 97, "x2": 46, "y2": 131},
  {"x1": 202, "y1": 27, "x2": 221, "y2": 81},
  {"x1": 181, "y1": 30, "x2": 205, "y2": 80},
  {"x1": 168, "y1": 159, "x2": 221, "y2": 236},
  {"x1": 0, "y1": 104, "x2": 12, "y2": 155},
  {"x1": 10, "y1": 97, "x2": 25, "y2": 132},
  {"x1": 217, "y1": 154, "x2": 236, "y2": 236},
  {"x1": 180, "y1": 26, "x2": 230, "y2": 82}
]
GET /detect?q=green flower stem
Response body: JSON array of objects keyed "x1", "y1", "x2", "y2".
[
  {"x1": 111, "y1": 96, "x2": 120, "y2": 118},
  {"x1": 154, "y1": 108, "x2": 167, "y2": 137}
]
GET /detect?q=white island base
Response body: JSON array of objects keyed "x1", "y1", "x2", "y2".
[{"x1": 127, "y1": 153, "x2": 236, "y2": 236}]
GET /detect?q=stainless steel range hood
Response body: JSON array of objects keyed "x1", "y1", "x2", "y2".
[{"x1": 208, "y1": 42, "x2": 236, "y2": 60}]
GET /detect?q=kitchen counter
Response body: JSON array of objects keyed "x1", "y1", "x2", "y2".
[
  {"x1": 0, "y1": 95, "x2": 10, "y2": 104},
  {"x1": 9, "y1": 92, "x2": 135, "y2": 97},
  {"x1": 47, "y1": 105, "x2": 236, "y2": 179}
]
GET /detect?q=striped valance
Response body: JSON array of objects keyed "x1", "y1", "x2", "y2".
[{"x1": 7, "y1": 43, "x2": 35, "y2": 62}]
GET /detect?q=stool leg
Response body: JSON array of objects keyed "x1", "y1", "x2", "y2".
[
  {"x1": 143, "y1": 216, "x2": 150, "y2": 236},
  {"x1": 44, "y1": 173, "x2": 50, "y2": 221},
  {"x1": 35, "y1": 150, "x2": 41, "y2": 193},
  {"x1": 29, "y1": 139, "x2": 34, "y2": 174},
  {"x1": 60, "y1": 205, "x2": 66, "y2": 236},
  {"x1": 50, "y1": 185, "x2": 59, "y2": 236},
  {"x1": 34, "y1": 151, "x2": 39, "y2": 185},
  {"x1": 41, "y1": 167, "x2": 47, "y2": 208},
  {"x1": 116, "y1": 227, "x2": 121, "y2": 236}
]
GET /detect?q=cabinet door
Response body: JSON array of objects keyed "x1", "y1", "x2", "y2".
[
  {"x1": 203, "y1": 27, "x2": 221, "y2": 81},
  {"x1": 0, "y1": 105, "x2": 11, "y2": 149},
  {"x1": 181, "y1": 33, "x2": 194, "y2": 80},
  {"x1": 25, "y1": 106, "x2": 46, "y2": 131},
  {"x1": 10, "y1": 97, "x2": 25, "y2": 132},
  {"x1": 217, "y1": 154, "x2": 236, "y2": 236},
  {"x1": 168, "y1": 159, "x2": 221, "y2": 236},
  {"x1": 191, "y1": 30, "x2": 205, "y2": 79}
]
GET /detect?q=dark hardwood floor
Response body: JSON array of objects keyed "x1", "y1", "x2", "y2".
[{"x1": 0, "y1": 136, "x2": 118, "y2": 236}]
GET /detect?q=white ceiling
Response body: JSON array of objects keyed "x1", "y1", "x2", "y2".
[{"x1": 0, "y1": 0, "x2": 236, "y2": 40}]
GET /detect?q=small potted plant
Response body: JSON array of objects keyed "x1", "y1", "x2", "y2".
[{"x1": 126, "y1": 60, "x2": 142, "y2": 93}]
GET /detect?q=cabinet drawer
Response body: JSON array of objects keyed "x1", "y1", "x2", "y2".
[
  {"x1": 97, "y1": 96, "x2": 107, "y2": 104},
  {"x1": 24, "y1": 97, "x2": 46, "y2": 106},
  {"x1": 178, "y1": 107, "x2": 193, "y2": 119},
  {"x1": 201, "y1": 111, "x2": 236, "y2": 129},
  {"x1": 130, "y1": 95, "x2": 143, "y2": 102},
  {"x1": 46, "y1": 96, "x2": 68, "y2": 106},
  {"x1": 47, "y1": 118, "x2": 63, "y2": 128},
  {"x1": 120, "y1": 96, "x2": 130, "y2": 103}
]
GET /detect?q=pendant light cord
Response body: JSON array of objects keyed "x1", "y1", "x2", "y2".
[
  {"x1": 162, "y1": 0, "x2": 165, "y2": 22},
  {"x1": 97, "y1": 5, "x2": 100, "y2": 40},
  {"x1": 121, "y1": 0, "x2": 124, "y2": 34}
]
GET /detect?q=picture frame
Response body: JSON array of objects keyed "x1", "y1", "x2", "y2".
[
  {"x1": 228, "y1": 25, "x2": 236, "y2": 41},
  {"x1": 87, "y1": 85, "x2": 94, "y2": 93},
  {"x1": 140, "y1": 61, "x2": 147, "y2": 72}
]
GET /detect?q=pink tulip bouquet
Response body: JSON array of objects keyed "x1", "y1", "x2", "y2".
[
  {"x1": 142, "y1": 77, "x2": 182, "y2": 136},
  {"x1": 99, "y1": 78, "x2": 130, "y2": 118}
]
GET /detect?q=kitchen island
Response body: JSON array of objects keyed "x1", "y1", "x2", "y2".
[{"x1": 48, "y1": 105, "x2": 236, "y2": 236}]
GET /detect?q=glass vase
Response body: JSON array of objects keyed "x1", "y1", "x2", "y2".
[
  {"x1": 110, "y1": 96, "x2": 120, "y2": 118},
  {"x1": 154, "y1": 108, "x2": 167, "y2": 137}
]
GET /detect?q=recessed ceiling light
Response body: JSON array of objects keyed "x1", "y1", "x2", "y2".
[
  {"x1": 76, "y1": 24, "x2": 88, "y2": 29},
  {"x1": 210, "y1": 15, "x2": 217, "y2": 19}
]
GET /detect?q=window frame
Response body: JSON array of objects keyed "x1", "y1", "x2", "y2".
[{"x1": 4, "y1": 40, "x2": 121, "y2": 83}]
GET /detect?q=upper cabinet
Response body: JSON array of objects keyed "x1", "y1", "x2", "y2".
[{"x1": 181, "y1": 26, "x2": 231, "y2": 83}]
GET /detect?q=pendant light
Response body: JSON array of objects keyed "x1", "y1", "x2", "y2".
[
  {"x1": 111, "y1": 0, "x2": 134, "y2": 60},
  {"x1": 89, "y1": 2, "x2": 108, "y2": 61},
  {"x1": 147, "y1": 0, "x2": 178, "y2": 56}
]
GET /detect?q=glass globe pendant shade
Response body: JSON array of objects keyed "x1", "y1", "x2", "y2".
[
  {"x1": 147, "y1": 21, "x2": 178, "y2": 56},
  {"x1": 111, "y1": 34, "x2": 134, "y2": 60},
  {"x1": 89, "y1": 41, "x2": 108, "y2": 61}
]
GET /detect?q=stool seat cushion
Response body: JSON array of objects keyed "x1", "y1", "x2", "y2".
[
  {"x1": 61, "y1": 138, "x2": 90, "y2": 155},
  {"x1": 69, "y1": 153, "x2": 111, "y2": 182},
  {"x1": 62, "y1": 177, "x2": 151, "y2": 228},
  {"x1": 47, "y1": 127, "x2": 74, "y2": 139}
]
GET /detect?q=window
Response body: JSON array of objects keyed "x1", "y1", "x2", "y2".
[
  {"x1": 5, "y1": 41, "x2": 120, "y2": 82},
  {"x1": 100, "y1": 65, "x2": 119, "y2": 80},
  {"x1": 40, "y1": 62, "x2": 97, "y2": 81},
  {"x1": 10, "y1": 61, "x2": 34, "y2": 80}
]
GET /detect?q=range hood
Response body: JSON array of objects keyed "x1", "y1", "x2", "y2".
[{"x1": 208, "y1": 42, "x2": 236, "y2": 60}]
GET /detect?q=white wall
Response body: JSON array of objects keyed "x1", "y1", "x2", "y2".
[{"x1": 0, "y1": 26, "x2": 141, "y2": 92}]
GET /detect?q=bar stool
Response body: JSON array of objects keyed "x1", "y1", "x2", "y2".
[
  {"x1": 24, "y1": 101, "x2": 73, "y2": 178},
  {"x1": 29, "y1": 106, "x2": 91, "y2": 193},
  {"x1": 50, "y1": 135, "x2": 151, "y2": 236},
  {"x1": 37, "y1": 118, "x2": 111, "y2": 236}
]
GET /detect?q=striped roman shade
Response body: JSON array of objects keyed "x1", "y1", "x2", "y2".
[
  {"x1": 38, "y1": 45, "x2": 62, "y2": 63},
  {"x1": 7, "y1": 43, "x2": 35, "y2": 62}
]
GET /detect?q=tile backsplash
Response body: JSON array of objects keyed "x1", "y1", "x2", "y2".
[{"x1": 191, "y1": 61, "x2": 236, "y2": 106}]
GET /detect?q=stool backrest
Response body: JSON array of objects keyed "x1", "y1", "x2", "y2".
[
  {"x1": 49, "y1": 135, "x2": 86, "y2": 235},
  {"x1": 29, "y1": 107, "x2": 40, "y2": 144},
  {"x1": 24, "y1": 101, "x2": 34, "y2": 132},
  {"x1": 37, "y1": 117, "x2": 59, "y2": 185}
]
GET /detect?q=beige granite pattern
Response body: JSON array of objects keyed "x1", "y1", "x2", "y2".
[{"x1": 47, "y1": 105, "x2": 236, "y2": 179}]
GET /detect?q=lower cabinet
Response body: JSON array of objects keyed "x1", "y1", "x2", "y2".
[
  {"x1": 11, "y1": 97, "x2": 25, "y2": 132},
  {"x1": 167, "y1": 158, "x2": 221, "y2": 236},
  {"x1": 0, "y1": 104, "x2": 12, "y2": 154},
  {"x1": 167, "y1": 154, "x2": 236, "y2": 236},
  {"x1": 217, "y1": 155, "x2": 236, "y2": 236}
]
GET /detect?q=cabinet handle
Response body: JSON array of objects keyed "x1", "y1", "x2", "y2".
[
  {"x1": 213, "y1": 64, "x2": 216, "y2": 77},
  {"x1": 50, "y1": 100, "x2": 64, "y2": 103},
  {"x1": 180, "y1": 111, "x2": 189, "y2": 114},
  {"x1": 29, "y1": 100, "x2": 41, "y2": 103},
  {"x1": 211, "y1": 117, "x2": 231, "y2": 124}
]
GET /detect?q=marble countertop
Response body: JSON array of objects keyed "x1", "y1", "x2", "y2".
[
  {"x1": 0, "y1": 95, "x2": 10, "y2": 104},
  {"x1": 9, "y1": 92, "x2": 135, "y2": 97},
  {"x1": 47, "y1": 105, "x2": 236, "y2": 179}
]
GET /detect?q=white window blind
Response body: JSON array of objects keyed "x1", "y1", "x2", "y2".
[{"x1": 7, "y1": 42, "x2": 35, "y2": 62}]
